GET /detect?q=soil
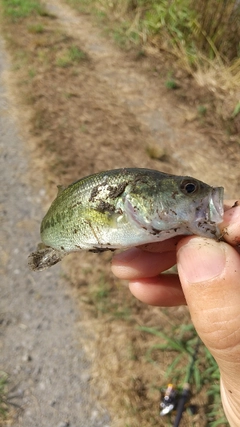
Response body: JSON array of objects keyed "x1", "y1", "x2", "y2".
[
  {"x1": 0, "y1": 37, "x2": 110, "y2": 427},
  {"x1": 0, "y1": 0, "x2": 239, "y2": 426}
]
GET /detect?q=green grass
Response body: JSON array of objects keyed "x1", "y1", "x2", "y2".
[
  {"x1": 68, "y1": 0, "x2": 240, "y2": 92},
  {"x1": 68, "y1": 45, "x2": 87, "y2": 61},
  {"x1": 138, "y1": 324, "x2": 228, "y2": 425},
  {"x1": 56, "y1": 45, "x2": 87, "y2": 67},
  {"x1": 1, "y1": 0, "x2": 48, "y2": 20},
  {"x1": 0, "y1": 372, "x2": 9, "y2": 421},
  {"x1": 165, "y1": 78, "x2": 178, "y2": 90},
  {"x1": 232, "y1": 101, "x2": 240, "y2": 118}
]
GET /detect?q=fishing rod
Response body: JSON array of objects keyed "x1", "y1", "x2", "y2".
[
  {"x1": 173, "y1": 337, "x2": 201, "y2": 427},
  {"x1": 159, "y1": 336, "x2": 201, "y2": 424}
]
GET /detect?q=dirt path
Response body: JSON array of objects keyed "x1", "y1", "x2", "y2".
[
  {"x1": 0, "y1": 37, "x2": 109, "y2": 427},
  {"x1": 46, "y1": 0, "x2": 239, "y2": 198}
]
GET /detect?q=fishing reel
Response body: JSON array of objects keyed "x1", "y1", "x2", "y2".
[
  {"x1": 160, "y1": 383, "x2": 178, "y2": 416},
  {"x1": 160, "y1": 383, "x2": 197, "y2": 418}
]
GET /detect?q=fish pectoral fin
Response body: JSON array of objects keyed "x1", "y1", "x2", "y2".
[{"x1": 28, "y1": 245, "x2": 65, "y2": 271}]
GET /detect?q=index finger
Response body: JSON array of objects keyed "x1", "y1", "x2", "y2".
[
  {"x1": 220, "y1": 200, "x2": 240, "y2": 246},
  {"x1": 111, "y1": 248, "x2": 176, "y2": 279}
]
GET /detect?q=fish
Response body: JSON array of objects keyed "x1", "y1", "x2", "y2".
[{"x1": 28, "y1": 168, "x2": 224, "y2": 271}]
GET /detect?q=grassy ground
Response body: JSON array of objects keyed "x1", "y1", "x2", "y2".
[{"x1": 0, "y1": 0, "x2": 231, "y2": 425}]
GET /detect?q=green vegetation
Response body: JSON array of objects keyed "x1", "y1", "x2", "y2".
[
  {"x1": 0, "y1": 372, "x2": 9, "y2": 421},
  {"x1": 232, "y1": 101, "x2": 240, "y2": 118},
  {"x1": 86, "y1": 273, "x2": 132, "y2": 320},
  {"x1": 197, "y1": 105, "x2": 207, "y2": 117},
  {"x1": 1, "y1": 0, "x2": 48, "y2": 20},
  {"x1": 69, "y1": 0, "x2": 240, "y2": 91},
  {"x1": 56, "y1": 45, "x2": 88, "y2": 67},
  {"x1": 139, "y1": 324, "x2": 227, "y2": 425},
  {"x1": 68, "y1": 45, "x2": 87, "y2": 61},
  {"x1": 165, "y1": 77, "x2": 178, "y2": 90}
]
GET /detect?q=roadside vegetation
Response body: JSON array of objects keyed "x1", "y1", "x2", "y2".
[
  {"x1": 0, "y1": 0, "x2": 234, "y2": 426},
  {"x1": 0, "y1": 372, "x2": 12, "y2": 427},
  {"x1": 0, "y1": 372, "x2": 8, "y2": 418},
  {"x1": 67, "y1": 0, "x2": 240, "y2": 92},
  {"x1": 66, "y1": 0, "x2": 240, "y2": 138}
]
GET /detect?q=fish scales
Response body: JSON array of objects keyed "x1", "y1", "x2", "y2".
[{"x1": 28, "y1": 168, "x2": 224, "y2": 271}]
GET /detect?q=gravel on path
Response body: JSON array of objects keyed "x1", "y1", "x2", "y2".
[{"x1": 0, "y1": 36, "x2": 110, "y2": 427}]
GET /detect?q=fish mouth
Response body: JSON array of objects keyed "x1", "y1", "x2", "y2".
[
  {"x1": 193, "y1": 186, "x2": 224, "y2": 239},
  {"x1": 208, "y1": 186, "x2": 224, "y2": 224}
]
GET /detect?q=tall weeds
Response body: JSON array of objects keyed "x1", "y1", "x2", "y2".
[
  {"x1": 95, "y1": 0, "x2": 240, "y2": 90},
  {"x1": 193, "y1": 0, "x2": 240, "y2": 61}
]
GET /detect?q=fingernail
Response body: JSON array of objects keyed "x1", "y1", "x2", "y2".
[{"x1": 178, "y1": 238, "x2": 226, "y2": 283}]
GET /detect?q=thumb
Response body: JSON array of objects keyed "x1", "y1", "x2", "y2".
[{"x1": 177, "y1": 237, "x2": 240, "y2": 423}]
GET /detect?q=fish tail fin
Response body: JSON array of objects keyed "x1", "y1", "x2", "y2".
[{"x1": 28, "y1": 244, "x2": 65, "y2": 271}]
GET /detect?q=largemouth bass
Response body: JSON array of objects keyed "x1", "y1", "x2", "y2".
[{"x1": 28, "y1": 168, "x2": 224, "y2": 271}]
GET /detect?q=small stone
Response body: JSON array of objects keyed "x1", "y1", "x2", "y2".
[
  {"x1": 57, "y1": 422, "x2": 70, "y2": 427},
  {"x1": 22, "y1": 353, "x2": 32, "y2": 362}
]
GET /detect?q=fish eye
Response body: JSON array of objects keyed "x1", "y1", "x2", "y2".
[{"x1": 180, "y1": 180, "x2": 198, "y2": 195}]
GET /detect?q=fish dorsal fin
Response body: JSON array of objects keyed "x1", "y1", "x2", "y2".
[{"x1": 57, "y1": 185, "x2": 66, "y2": 196}]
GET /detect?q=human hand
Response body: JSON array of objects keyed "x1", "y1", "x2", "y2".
[{"x1": 111, "y1": 200, "x2": 240, "y2": 426}]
